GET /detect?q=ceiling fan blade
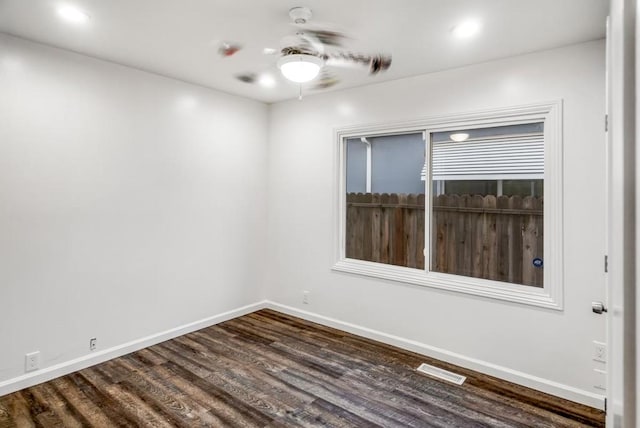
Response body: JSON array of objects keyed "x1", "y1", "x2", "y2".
[
  {"x1": 279, "y1": 32, "x2": 324, "y2": 57},
  {"x1": 369, "y1": 54, "x2": 392, "y2": 74},
  {"x1": 295, "y1": 27, "x2": 346, "y2": 47},
  {"x1": 325, "y1": 57, "x2": 364, "y2": 69},
  {"x1": 298, "y1": 32, "x2": 326, "y2": 55},
  {"x1": 235, "y1": 72, "x2": 258, "y2": 84},
  {"x1": 218, "y1": 41, "x2": 242, "y2": 58},
  {"x1": 281, "y1": 45, "x2": 319, "y2": 56},
  {"x1": 325, "y1": 52, "x2": 392, "y2": 74},
  {"x1": 312, "y1": 72, "x2": 340, "y2": 90}
]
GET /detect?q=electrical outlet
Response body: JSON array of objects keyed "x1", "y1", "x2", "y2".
[
  {"x1": 303, "y1": 290, "x2": 309, "y2": 304},
  {"x1": 25, "y1": 351, "x2": 40, "y2": 372},
  {"x1": 593, "y1": 341, "x2": 606, "y2": 363},
  {"x1": 89, "y1": 338, "x2": 97, "y2": 351},
  {"x1": 594, "y1": 368, "x2": 606, "y2": 390}
]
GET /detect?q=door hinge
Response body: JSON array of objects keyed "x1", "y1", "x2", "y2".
[
  {"x1": 604, "y1": 255, "x2": 608, "y2": 273},
  {"x1": 605, "y1": 114, "x2": 608, "y2": 132}
]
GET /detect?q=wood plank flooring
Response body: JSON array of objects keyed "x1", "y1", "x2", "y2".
[{"x1": 0, "y1": 309, "x2": 605, "y2": 427}]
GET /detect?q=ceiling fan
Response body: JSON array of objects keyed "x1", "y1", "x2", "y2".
[{"x1": 227, "y1": 7, "x2": 392, "y2": 92}]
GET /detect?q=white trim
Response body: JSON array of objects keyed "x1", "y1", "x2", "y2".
[
  {"x1": 334, "y1": 100, "x2": 563, "y2": 310},
  {"x1": 335, "y1": 101, "x2": 563, "y2": 137},
  {"x1": 332, "y1": 259, "x2": 559, "y2": 309},
  {"x1": 0, "y1": 301, "x2": 268, "y2": 397},
  {"x1": 424, "y1": 129, "x2": 436, "y2": 273},
  {"x1": 1, "y1": 299, "x2": 604, "y2": 411},
  {"x1": 264, "y1": 301, "x2": 605, "y2": 410}
]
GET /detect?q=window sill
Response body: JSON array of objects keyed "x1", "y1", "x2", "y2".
[{"x1": 332, "y1": 258, "x2": 562, "y2": 310}]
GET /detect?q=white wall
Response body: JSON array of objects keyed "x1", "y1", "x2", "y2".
[
  {"x1": 0, "y1": 33, "x2": 608, "y2": 408},
  {"x1": 0, "y1": 34, "x2": 268, "y2": 385},
  {"x1": 267, "y1": 40, "x2": 606, "y2": 403}
]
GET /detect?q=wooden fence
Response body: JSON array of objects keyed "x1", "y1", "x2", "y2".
[{"x1": 345, "y1": 193, "x2": 543, "y2": 287}]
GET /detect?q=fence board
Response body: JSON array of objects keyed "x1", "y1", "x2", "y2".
[
  {"x1": 484, "y1": 195, "x2": 498, "y2": 280},
  {"x1": 497, "y1": 195, "x2": 510, "y2": 280},
  {"x1": 471, "y1": 195, "x2": 485, "y2": 280},
  {"x1": 536, "y1": 197, "x2": 544, "y2": 286},
  {"x1": 362, "y1": 193, "x2": 373, "y2": 262},
  {"x1": 446, "y1": 195, "x2": 459, "y2": 275},
  {"x1": 417, "y1": 194, "x2": 426, "y2": 270},
  {"x1": 392, "y1": 194, "x2": 404, "y2": 266},
  {"x1": 508, "y1": 196, "x2": 524, "y2": 284},
  {"x1": 371, "y1": 193, "x2": 381, "y2": 264},
  {"x1": 456, "y1": 195, "x2": 469, "y2": 276},
  {"x1": 406, "y1": 194, "x2": 418, "y2": 269},
  {"x1": 522, "y1": 196, "x2": 536, "y2": 286},
  {"x1": 346, "y1": 192, "x2": 543, "y2": 287},
  {"x1": 434, "y1": 194, "x2": 448, "y2": 272},
  {"x1": 380, "y1": 193, "x2": 391, "y2": 265}
]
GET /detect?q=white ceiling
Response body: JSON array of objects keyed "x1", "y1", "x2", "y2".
[{"x1": 0, "y1": 0, "x2": 608, "y2": 103}]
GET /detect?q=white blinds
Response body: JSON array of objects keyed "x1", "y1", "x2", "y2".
[{"x1": 427, "y1": 133, "x2": 544, "y2": 181}]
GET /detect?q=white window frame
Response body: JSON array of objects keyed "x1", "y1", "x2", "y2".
[{"x1": 332, "y1": 101, "x2": 563, "y2": 310}]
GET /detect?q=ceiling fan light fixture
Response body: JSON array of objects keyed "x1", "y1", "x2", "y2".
[{"x1": 277, "y1": 54, "x2": 323, "y2": 83}]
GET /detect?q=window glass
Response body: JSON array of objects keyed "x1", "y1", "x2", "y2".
[
  {"x1": 430, "y1": 123, "x2": 544, "y2": 287},
  {"x1": 441, "y1": 180, "x2": 497, "y2": 196},
  {"x1": 345, "y1": 133, "x2": 426, "y2": 269}
]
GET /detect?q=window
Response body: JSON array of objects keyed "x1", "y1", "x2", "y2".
[
  {"x1": 345, "y1": 133, "x2": 426, "y2": 269},
  {"x1": 430, "y1": 123, "x2": 544, "y2": 287},
  {"x1": 334, "y1": 102, "x2": 563, "y2": 309}
]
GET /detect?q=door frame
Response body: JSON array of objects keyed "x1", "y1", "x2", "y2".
[{"x1": 606, "y1": 0, "x2": 637, "y2": 426}]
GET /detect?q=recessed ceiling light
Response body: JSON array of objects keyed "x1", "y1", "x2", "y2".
[
  {"x1": 452, "y1": 20, "x2": 481, "y2": 39},
  {"x1": 57, "y1": 5, "x2": 90, "y2": 24},
  {"x1": 258, "y1": 74, "x2": 276, "y2": 88},
  {"x1": 263, "y1": 48, "x2": 277, "y2": 55},
  {"x1": 450, "y1": 133, "x2": 470, "y2": 142}
]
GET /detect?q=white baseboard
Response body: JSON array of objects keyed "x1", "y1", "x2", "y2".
[
  {"x1": 1, "y1": 299, "x2": 606, "y2": 412},
  {"x1": 0, "y1": 301, "x2": 269, "y2": 397},
  {"x1": 264, "y1": 301, "x2": 606, "y2": 410}
]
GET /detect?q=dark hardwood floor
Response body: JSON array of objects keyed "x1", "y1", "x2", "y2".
[{"x1": 0, "y1": 309, "x2": 605, "y2": 427}]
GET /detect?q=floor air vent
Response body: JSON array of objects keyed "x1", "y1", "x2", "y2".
[{"x1": 416, "y1": 363, "x2": 466, "y2": 385}]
